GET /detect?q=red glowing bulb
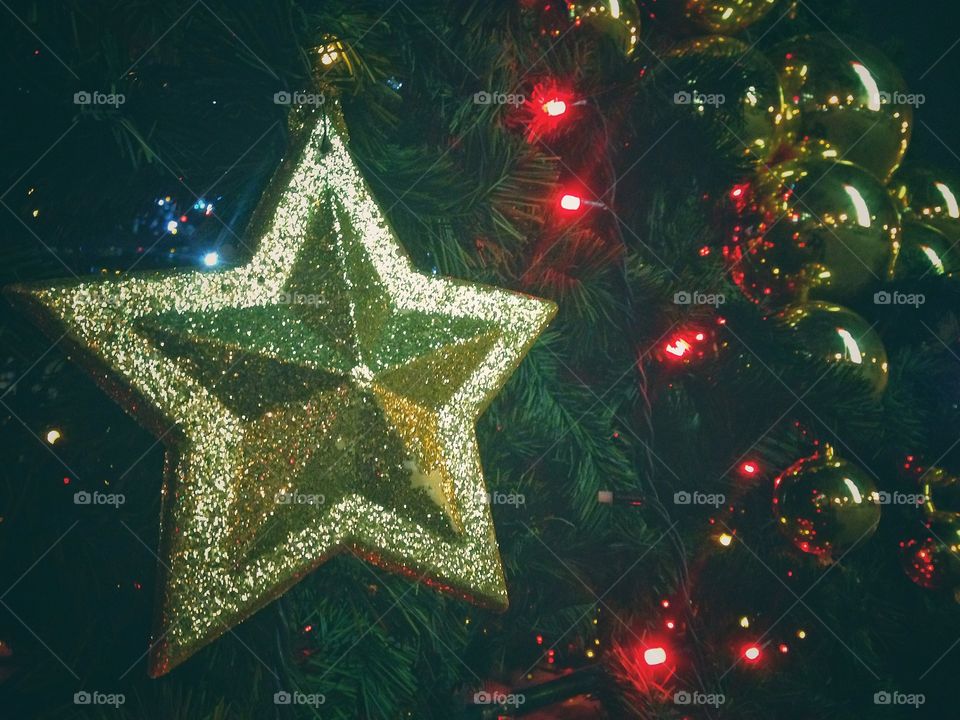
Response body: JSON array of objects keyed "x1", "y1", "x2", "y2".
[
  {"x1": 560, "y1": 193, "x2": 582, "y2": 211},
  {"x1": 741, "y1": 462, "x2": 758, "y2": 476},
  {"x1": 542, "y1": 99, "x2": 567, "y2": 116},
  {"x1": 743, "y1": 645, "x2": 761, "y2": 662},
  {"x1": 643, "y1": 647, "x2": 667, "y2": 666},
  {"x1": 665, "y1": 338, "x2": 691, "y2": 358}
]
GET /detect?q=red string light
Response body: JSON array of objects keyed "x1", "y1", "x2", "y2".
[
  {"x1": 542, "y1": 98, "x2": 567, "y2": 117},
  {"x1": 643, "y1": 647, "x2": 668, "y2": 666},
  {"x1": 665, "y1": 338, "x2": 692, "y2": 358},
  {"x1": 524, "y1": 80, "x2": 578, "y2": 141}
]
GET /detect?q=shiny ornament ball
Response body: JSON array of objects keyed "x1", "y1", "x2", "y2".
[
  {"x1": 664, "y1": 35, "x2": 785, "y2": 162},
  {"x1": 899, "y1": 519, "x2": 960, "y2": 592},
  {"x1": 728, "y1": 160, "x2": 900, "y2": 306},
  {"x1": 779, "y1": 302, "x2": 889, "y2": 395},
  {"x1": 538, "y1": 1, "x2": 642, "y2": 58},
  {"x1": 773, "y1": 447, "x2": 881, "y2": 559},
  {"x1": 894, "y1": 221, "x2": 960, "y2": 279},
  {"x1": 890, "y1": 168, "x2": 960, "y2": 239},
  {"x1": 920, "y1": 468, "x2": 960, "y2": 522},
  {"x1": 684, "y1": 0, "x2": 782, "y2": 34},
  {"x1": 773, "y1": 34, "x2": 913, "y2": 182},
  {"x1": 778, "y1": 302, "x2": 890, "y2": 395}
]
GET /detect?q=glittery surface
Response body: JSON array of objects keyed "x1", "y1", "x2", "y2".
[{"x1": 10, "y1": 98, "x2": 555, "y2": 677}]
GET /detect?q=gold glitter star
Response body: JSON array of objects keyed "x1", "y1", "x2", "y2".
[{"x1": 8, "y1": 97, "x2": 555, "y2": 676}]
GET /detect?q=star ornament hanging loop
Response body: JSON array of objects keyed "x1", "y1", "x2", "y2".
[{"x1": 7, "y1": 85, "x2": 555, "y2": 676}]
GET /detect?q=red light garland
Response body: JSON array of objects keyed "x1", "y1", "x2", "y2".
[
  {"x1": 643, "y1": 647, "x2": 668, "y2": 666},
  {"x1": 523, "y1": 79, "x2": 580, "y2": 141},
  {"x1": 542, "y1": 98, "x2": 567, "y2": 117}
]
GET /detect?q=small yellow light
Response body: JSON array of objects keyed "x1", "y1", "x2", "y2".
[
  {"x1": 797, "y1": 629, "x2": 807, "y2": 639},
  {"x1": 718, "y1": 533, "x2": 734, "y2": 547},
  {"x1": 46, "y1": 429, "x2": 62, "y2": 445},
  {"x1": 32, "y1": 209, "x2": 40, "y2": 218},
  {"x1": 317, "y1": 40, "x2": 344, "y2": 67},
  {"x1": 739, "y1": 616, "x2": 750, "y2": 628},
  {"x1": 585, "y1": 649, "x2": 595, "y2": 658}
]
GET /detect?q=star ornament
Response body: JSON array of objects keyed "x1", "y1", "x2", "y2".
[{"x1": 9, "y1": 99, "x2": 555, "y2": 676}]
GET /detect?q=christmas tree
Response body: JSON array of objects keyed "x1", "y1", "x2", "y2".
[{"x1": 2, "y1": 1, "x2": 959, "y2": 718}]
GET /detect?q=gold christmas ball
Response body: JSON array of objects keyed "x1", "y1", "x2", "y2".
[
  {"x1": 773, "y1": 34, "x2": 913, "y2": 182},
  {"x1": 684, "y1": 0, "x2": 782, "y2": 34},
  {"x1": 890, "y1": 168, "x2": 960, "y2": 239},
  {"x1": 665, "y1": 35, "x2": 785, "y2": 162},
  {"x1": 921, "y1": 468, "x2": 960, "y2": 522},
  {"x1": 561, "y1": 1, "x2": 642, "y2": 57},
  {"x1": 728, "y1": 159, "x2": 900, "y2": 306},
  {"x1": 774, "y1": 446, "x2": 881, "y2": 560},
  {"x1": 900, "y1": 518, "x2": 960, "y2": 591},
  {"x1": 779, "y1": 301, "x2": 889, "y2": 396},
  {"x1": 894, "y1": 221, "x2": 960, "y2": 279}
]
